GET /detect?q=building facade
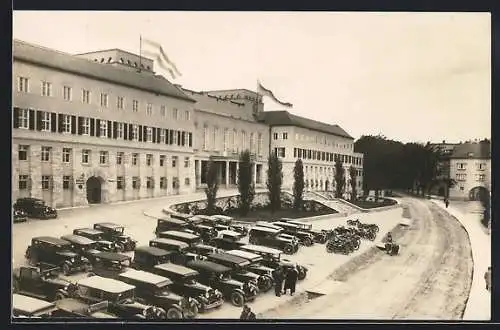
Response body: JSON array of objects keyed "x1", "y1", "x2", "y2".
[{"x1": 12, "y1": 39, "x2": 363, "y2": 208}]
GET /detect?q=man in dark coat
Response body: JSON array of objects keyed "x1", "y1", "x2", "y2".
[
  {"x1": 284, "y1": 266, "x2": 299, "y2": 296},
  {"x1": 272, "y1": 266, "x2": 284, "y2": 297},
  {"x1": 240, "y1": 305, "x2": 256, "y2": 320}
]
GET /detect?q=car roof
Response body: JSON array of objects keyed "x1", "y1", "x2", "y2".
[
  {"x1": 220, "y1": 230, "x2": 242, "y2": 237},
  {"x1": 134, "y1": 246, "x2": 174, "y2": 256},
  {"x1": 94, "y1": 223, "x2": 124, "y2": 228},
  {"x1": 13, "y1": 294, "x2": 56, "y2": 314},
  {"x1": 158, "y1": 218, "x2": 187, "y2": 225},
  {"x1": 33, "y1": 236, "x2": 71, "y2": 246},
  {"x1": 160, "y1": 230, "x2": 199, "y2": 239},
  {"x1": 208, "y1": 252, "x2": 250, "y2": 266},
  {"x1": 94, "y1": 251, "x2": 131, "y2": 261},
  {"x1": 225, "y1": 250, "x2": 263, "y2": 261},
  {"x1": 211, "y1": 215, "x2": 233, "y2": 221},
  {"x1": 193, "y1": 244, "x2": 216, "y2": 250},
  {"x1": 272, "y1": 221, "x2": 298, "y2": 227},
  {"x1": 191, "y1": 215, "x2": 214, "y2": 221},
  {"x1": 150, "y1": 238, "x2": 190, "y2": 249},
  {"x1": 78, "y1": 276, "x2": 135, "y2": 293},
  {"x1": 186, "y1": 260, "x2": 232, "y2": 273},
  {"x1": 119, "y1": 269, "x2": 172, "y2": 286},
  {"x1": 60, "y1": 235, "x2": 96, "y2": 245},
  {"x1": 255, "y1": 222, "x2": 283, "y2": 230},
  {"x1": 154, "y1": 263, "x2": 199, "y2": 277},
  {"x1": 241, "y1": 244, "x2": 282, "y2": 255},
  {"x1": 74, "y1": 228, "x2": 104, "y2": 235},
  {"x1": 251, "y1": 226, "x2": 281, "y2": 233},
  {"x1": 18, "y1": 197, "x2": 44, "y2": 202}
]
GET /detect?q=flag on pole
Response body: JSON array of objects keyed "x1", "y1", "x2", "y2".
[
  {"x1": 141, "y1": 37, "x2": 182, "y2": 79},
  {"x1": 256, "y1": 81, "x2": 293, "y2": 108}
]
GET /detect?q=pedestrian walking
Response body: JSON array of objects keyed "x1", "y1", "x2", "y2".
[
  {"x1": 239, "y1": 304, "x2": 256, "y2": 320},
  {"x1": 283, "y1": 266, "x2": 299, "y2": 296},
  {"x1": 272, "y1": 266, "x2": 284, "y2": 297},
  {"x1": 485, "y1": 266, "x2": 491, "y2": 292},
  {"x1": 445, "y1": 198, "x2": 449, "y2": 208}
]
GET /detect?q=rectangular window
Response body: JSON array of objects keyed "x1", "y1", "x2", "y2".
[
  {"x1": 18, "y1": 77, "x2": 30, "y2": 93},
  {"x1": 99, "y1": 120, "x2": 108, "y2": 137},
  {"x1": 160, "y1": 177, "x2": 167, "y2": 189},
  {"x1": 160, "y1": 105, "x2": 166, "y2": 117},
  {"x1": 146, "y1": 154, "x2": 153, "y2": 166},
  {"x1": 146, "y1": 103, "x2": 153, "y2": 116},
  {"x1": 185, "y1": 178, "x2": 190, "y2": 186},
  {"x1": 146, "y1": 177, "x2": 154, "y2": 189},
  {"x1": 41, "y1": 81, "x2": 52, "y2": 97},
  {"x1": 203, "y1": 127, "x2": 208, "y2": 150},
  {"x1": 132, "y1": 125, "x2": 139, "y2": 141},
  {"x1": 172, "y1": 156, "x2": 177, "y2": 168},
  {"x1": 223, "y1": 128, "x2": 229, "y2": 151},
  {"x1": 173, "y1": 108, "x2": 178, "y2": 120},
  {"x1": 82, "y1": 89, "x2": 91, "y2": 104},
  {"x1": 213, "y1": 128, "x2": 218, "y2": 150},
  {"x1": 273, "y1": 133, "x2": 278, "y2": 140},
  {"x1": 132, "y1": 177, "x2": 140, "y2": 189},
  {"x1": 275, "y1": 147, "x2": 285, "y2": 158},
  {"x1": 18, "y1": 145, "x2": 29, "y2": 161},
  {"x1": 100, "y1": 93, "x2": 109, "y2": 107},
  {"x1": 184, "y1": 157, "x2": 190, "y2": 168},
  {"x1": 18, "y1": 109, "x2": 30, "y2": 129},
  {"x1": 160, "y1": 129, "x2": 166, "y2": 144},
  {"x1": 132, "y1": 100, "x2": 139, "y2": 112},
  {"x1": 62, "y1": 115, "x2": 71, "y2": 133},
  {"x1": 282, "y1": 132, "x2": 288, "y2": 140},
  {"x1": 82, "y1": 149, "x2": 90, "y2": 164},
  {"x1": 99, "y1": 151, "x2": 108, "y2": 164},
  {"x1": 63, "y1": 176, "x2": 72, "y2": 190},
  {"x1": 172, "y1": 130, "x2": 178, "y2": 145},
  {"x1": 185, "y1": 110, "x2": 190, "y2": 121},
  {"x1": 116, "y1": 123, "x2": 123, "y2": 139},
  {"x1": 63, "y1": 86, "x2": 72, "y2": 101},
  {"x1": 160, "y1": 155, "x2": 166, "y2": 167},
  {"x1": 41, "y1": 175, "x2": 51, "y2": 190},
  {"x1": 82, "y1": 117, "x2": 90, "y2": 135},
  {"x1": 117, "y1": 96, "x2": 124, "y2": 109},
  {"x1": 62, "y1": 148, "x2": 72, "y2": 163},
  {"x1": 41, "y1": 146, "x2": 51, "y2": 162},
  {"x1": 132, "y1": 153, "x2": 139, "y2": 166},
  {"x1": 41, "y1": 112, "x2": 51, "y2": 131},
  {"x1": 258, "y1": 133, "x2": 263, "y2": 156},
  {"x1": 146, "y1": 127, "x2": 153, "y2": 142},
  {"x1": 18, "y1": 175, "x2": 28, "y2": 190},
  {"x1": 477, "y1": 174, "x2": 486, "y2": 182},
  {"x1": 116, "y1": 152, "x2": 124, "y2": 165},
  {"x1": 117, "y1": 176, "x2": 124, "y2": 190}
]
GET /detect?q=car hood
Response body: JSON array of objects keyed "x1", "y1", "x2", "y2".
[
  {"x1": 221, "y1": 278, "x2": 243, "y2": 288},
  {"x1": 45, "y1": 277, "x2": 71, "y2": 287},
  {"x1": 234, "y1": 271, "x2": 259, "y2": 280},
  {"x1": 249, "y1": 264, "x2": 274, "y2": 272},
  {"x1": 155, "y1": 290, "x2": 183, "y2": 302},
  {"x1": 56, "y1": 251, "x2": 80, "y2": 258},
  {"x1": 185, "y1": 282, "x2": 211, "y2": 292}
]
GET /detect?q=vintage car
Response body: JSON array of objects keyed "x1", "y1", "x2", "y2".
[
  {"x1": 14, "y1": 198, "x2": 58, "y2": 219},
  {"x1": 213, "y1": 223, "x2": 249, "y2": 236},
  {"x1": 54, "y1": 299, "x2": 118, "y2": 318},
  {"x1": 224, "y1": 250, "x2": 276, "y2": 283},
  {"x1": 271, "y1": 221, "x2": 315, "y2": 246},
  {"x1": 60, "y1": 235, "x2": 102, "y2": 263},
  {"x1": 206, "y1": 252, "x2": 273, "y2": 292},
  {"x1": 186, "y1": 260, "x2": 258, "y2": 307},
  {"x1": 89, "y1": 252, "x2": 132, "y2": 278},
  {"x1": 131, "y1": 246, "x2": 175, "y2": 272},
  {"x1": 13, "y1": 294, "x2": 60, "y2": 318},
  {"x1": 187, "y1": 244, "x2": 221, "y2": 257},
  {"x1": 210, "y1": 215, "x2": 234, "y2": 225},
  {"x1": 209, "y1": 230, "x2": 247, "y2": 251},
  {"x1": 152, "y1": 263, "x2": 224, "y2": 313},
  {"x1": 149, "y1": 238, "x2": 203, "y2": 265},
  {"x1": 57, "y1": 275, "x2": 166, "y2": 319},
  {"x1": 169, "y1": 212, "x2": 193, "y2": 221},
  {"x1": 13, "y1": 265, "x2": 75, "y2": 302},
  {"x1": 72, "y1": 228, "x2": 118, "y2": 252},
  {"x1": 157, "y1": 230, "x2": 202, "y2": 247},
  {"x1": 240, "y1": 245, "x2": 308, "y2": 280},
  {"x1": 25, "y1": 237, "x2": 92, "y2": 275},
  {"x1": 255, "y1": 221, "x2": 283, "y2": 231},
  {"x1": 281, "y1": 219, "x2": 328, "y2": 244},
  {"x1": 155, "y1": 218, "x2": 189, "y2": 235},
  {"x1": 248, "y1": 227, "x2": 299, "y2": 255},
  {"x1": 13, "y1": 208, "x2": 28, "y2": 223},
  {"x1": 117, "y1": 269, "x2": 198, "y2": 319},
  {"x1": 187, "y1": 224, "x2": 218, "y2": 243},
  {"x1": 93, "y1": 223, "x2": 137, "y2": 252}
]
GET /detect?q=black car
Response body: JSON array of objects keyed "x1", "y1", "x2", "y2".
[
  {"x1": 282, "y1": 219, "x2": 328, "y2": 244},
  {"x1": 209, "y1": 230, "x2": 247, "y2": 251},
  {"x1": 157, "y1": 230, "x2": 202, "y2": 247},
  {"x1": 14, "y1": 198, "x2": 57, "y2": 219},
  {"x1": 93, "y1": 223, "x2": 137, "y2": 252},
  {"x1": 12, "y1": 265, "x2": 76, "y2": 302},
  {"x1": 72, "y1": 228, "x2": 118, "y2": 252},
  {"x1": 60, "y1": 235, "x2": 102, "y2": 263},
  {"x1": 89, "y1": 252, "x2": 132, "y2": 278},
  {"x1": 186, "y1": 260, "x2": 258, "y2": 307},
  {"x1": 187, "y1": 224, "x2": 218, "y2": 243},
  {"x1": 117, "y1": 269, "x2": 198, "y2": 319},
  {"x1": 187, "y1": 244, "x2": 221, "y2": 257},
  {"x1": 13, "y1": 208, "x2": 28, "y2": 223},
  {"x1": 149, "y1": 238, "x2": 204, "y2": 265},
  {"x1": 271, "y1": 221, "x2": 315, "y2": 246},
  {"x1": 131, "y1": 246, "x2": 175, "y2": 272},
  {"x1": 155, "y1": 218, "x2": 189, "y2": 235},
  {"x1": 58, "y1": 275, "x2": 166, "y2": 319},
  {"x1": 224, "y1": 250, "x2": 276, "y2": 285},
  {"x1": 152, "y1": 263, "x2": 224, "y2": 312},
  {"x1": 25, "y1": 237, "x2": 92, "y2": 275},
  {"x1": 248, "y1": 227, "x2": 299, "y2": 254}
]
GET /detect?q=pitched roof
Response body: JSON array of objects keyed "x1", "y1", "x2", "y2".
[
  {"x1": 449, "y1": 141, "x2": 491, "y2": 159},
  {"x1": 13, "y1": 39, "x2": 195, "y2": 103},
  {"x1": 258, "y1": 110, "x2": 353, "y2": 139}
]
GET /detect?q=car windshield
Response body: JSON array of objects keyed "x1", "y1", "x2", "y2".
[
  {"x1": 34, "y1": 201, "x2": 45, "y2": 206},
  {"x1": 109, "y1": 289, "x2": 134, "y2": 303},
  {"x1": 219, "y1": 272, "x2": 231, "y2": 281},
  {"x1": 114, "y1": 227, "x2": 124, "y2": 234},
  {"x1": 185, "y1": 277, "x2": 197, "y2": 285}
]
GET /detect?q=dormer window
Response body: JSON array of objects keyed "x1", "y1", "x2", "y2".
[
  {"x1": 107, "y1": 57, "x2": 112, "y2": 63},
  {"x1": 100, "y1": 58, "x2": 104, "y2": 63},
  {"x1": 127, "y1": 60, "x2": 131, "y2": 65},
  {"x1": 134, "y1": 62, "x2": 138, "y2": 67},
  {"x1": 94, "y1": 59, "x2": 98, "y2": 62},
  {"x1": 467, "y1": 152, "x2": 474, "y2": 157},
  {"x1": 147, "y1": 66, "x2": 151, "y2": 70},
  {"x1": 120, "y1": 58, "x2": 124, "y2": 63}
]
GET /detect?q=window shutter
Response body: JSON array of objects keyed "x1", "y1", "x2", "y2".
[
  {"x1": 165, "y1": 129, "x2": 170, "y2": 144},
  {"x1": 90, "y1": 118, "x2": 95, "y2": 136},
  {"x1": 138, "y1": 125, "x2": 143, "y2": 141},
  {"x1": 71, "y1": 116, "x2": 76, "y2": 134},
  {"x1": 189, "y1": 132, "x2": 193, "y2": 147},
  {"x1": 77, "y1": 117, "x2": 83, "y2": 135},
  {"x1": 123, "y1": 123, "x2": 128, "y2": 139},
  {"x1": 181, "y1": 131, "x2": 186, "y2": 146},
  {"x1": 95, "y1": 119, "x2": 101, "y2": 137},
  {"x1": 143, "y1": 126, "x2": 147, "y2": 141},
  {"x1": 152, "y1": 128, "x2": 157, "y2": 143},
  {"x1": 156, "y1": 128, "x2": 161, "y2": 143},
  {"x1": 112, "y1": 122, "x2": 117, "y2": 139},
  {"x1": 35, "y1": 111, "x2": 42, "y2": 131},
  {"x1": 29, "y1": 109, "x2": 35, "y2": 130},
  {"x1": 128, "y1": 124, "x2": 133, "y2": 140},
  {"x1": 169, "y1": 130, "x2": 174, "y2": 145},
  {"x1": 13, "y1": 108, "x2": 20, "y2": 128},
  {"x1": 58, "y1": 114, "x2": 64, "y2": 133},
  {"x1": 107, "y1": 121, "x2": 112, "y2": 138},
  {"x1": 177, "y1": 131, "x2": 181, "y2": 145}
]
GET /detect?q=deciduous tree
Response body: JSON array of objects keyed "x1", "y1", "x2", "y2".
[
  {"x1": 293, "y1": 159, "x2": 305, "y2": 210},
  {"x1": 349, "y1": 165, "x2": 358, "y2": 201},
  {"x1": 334, "y1": 160, "x2": 346, "y2": 198},
  {"x1": 238, "y1": 150, "x2": 255, "y2": 216},
  {"x1": 267, "y1": 153, "x2": 283, "y2": 213},
  {"x1": 204, "y1": 160, "x2": 218, "y2": 215}
]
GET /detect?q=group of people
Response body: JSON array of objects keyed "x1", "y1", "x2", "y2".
[{"x1": 271, "y1": 264, "x2": 299, "y2": 297}]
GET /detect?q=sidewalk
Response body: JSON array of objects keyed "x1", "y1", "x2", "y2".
[{"x1": 430, "y1": 199, "x2": 491, "y2": 320}]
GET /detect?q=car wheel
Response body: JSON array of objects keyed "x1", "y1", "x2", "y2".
[
  {"x1": 260, "y1": 276, "x2": 273, "y2": 292},
  {"x1": 166, "y1": 307, "x2": 183, "y2": 319},
  {"x1": 186, "y1": 304, "x2": 199, "y2": 319},
  {"x1": 115, "y1": 243, "x2": 125, "y2": 252},
  {"x1": 62, "y1": 264, "x2": 71, "y2": 276},
  {"x1": 283, "y1": 245, "x2": 294, "y2": 255},
  {"x1": 303, "y1": 237, "x2": 313, "y2": 247},
  {"x1": 54, "y1": 291, "x2": 66, "y2": 300},
  {"x1": 298, "y1": 269, "x2": 307, "y2": 280},
  {"x1": 230, "y1": 291, "x2": 244, "y2": 307}
]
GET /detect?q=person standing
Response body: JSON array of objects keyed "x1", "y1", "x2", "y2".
[
  {"x1": 284, "y1": 266, "x2": 299, "y2": 296},
  {"x1": 239, "y1": 304, "x2": 256, "y2": 320},
  {"x1": 445, "y1": 198, "x2": 449, "y2": 208},
  {"x1": 272, "y1": 266, "x2": 284, "y2": 297}
]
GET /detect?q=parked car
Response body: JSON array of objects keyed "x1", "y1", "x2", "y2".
[
  {"x1": 169, "y1": 212, "x2": 193, "y2": 221},
  {"x1": 14, "y1": 198, "x2": 58, "y2": 219},
  {"x1": 209, "y1": 230, "x2": 247, "y2": 251},
  {"x1": 131, "y1": 246, "x2": 175, "y2": 272},
  {"x1": 13, "y1": 294, "x2": 60, "y2": 318},
  {"x1": 157, "y1": 230, "x2": 202, "y2": 247},
  {"x1": 281, "y1": 219, "x2": 328, "y2": 244},
  {"x1": 93, "y1": 223, "x2": 137, "y2": 252},
  {"x1": 248, "y1": 227, "x2": 299, "y2": 254},
  {"x1": 12, "y1": 265, "x2": 75, "y2": 301},
  {"x1": 186, "y1": 260, "x2": 258, "y2": 307},
  {"x1": 155, "y1": 218, "x2": 189, "y2": 235},
  {"x1": 149, "y1": 238, "x2": 203, "y2": 265},
  {"x1": 213, "y1": 223, "x2": 249, "y2": 237},
  {"x1": 271, "y1": 221, "x2": 315, "y2": 246},
  {"x1": 224, "y1": 249, "x2": 276, "y2": 284},
  {"x1": 117, "y1": 269, "x2": 198, "y2": 319},
  {"x1": 89, "y1": 252, "x2": 132, "y2": 278},
  {"x1": 240, "y1": 244, "x2": 308, "y2": 280},
  {"x1": 25, "y1": 237, "x2": 92, "y2": 275},
  {"x1": 54, "y1": 299, "x2": 118, "y2": 318},
  {"x1": 60, "y1": 235, "x2": 102, "y2": 263},
  {"x1": 152, "y1": 263, "x2": 224, "y2": 313},
  {"x1": 188, "y1": 224, "x2": 218, "y2": 243},
  {"x1": 13, "y1": 208, "x2": 28, "y2": 223},
  {"x1": 57, "y1": 275, "x2": 166, "y2": 319},
  {"x1": 72, "y1": 228, "x2": 118, "y2": 252},
  {"x1": 206, "y1": 252, "x2": 273, "y2": 293},
  {"x1": 187, "y1": 244, "x2": 221, "y2": 257},
  {"x1": 210, "y1": 215, "x2": 234, "y2": 225}
]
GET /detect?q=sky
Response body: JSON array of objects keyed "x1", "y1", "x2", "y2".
[{"x1": 13, "y1": 11, "x2": 491, "y2": 143}]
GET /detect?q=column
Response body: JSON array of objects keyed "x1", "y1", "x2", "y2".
[
  {"x1": 12, "y1": 143, "x2": 19, "y2": 201},
  {"x1": 252, "y1": 163, "x2": 257, "y2": 186},
  {"x1": 196, "y1": 160, "x2": 202, "y2": 187},
  {"x1": 236, "y1": 161, "x2": 239, "y2": 185},
  {"x1": 52, "y1": 147, "x2": 63, "y2": 208},
  {"x1": 225, "y1": 161, "x2": 229, "y2": 188}
]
